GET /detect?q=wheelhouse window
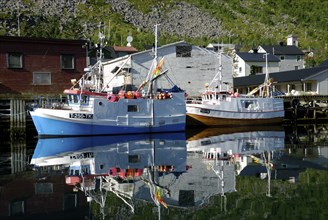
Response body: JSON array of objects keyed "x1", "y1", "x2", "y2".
[
  {"x1": 8, "y1": 52, "x2": 23, "y2": 68},
  {"x1": 81, "y1": 95, "x2": 89, "y2": 104},
  {"x1": 128, "y1": 105, "x2": 139, "y2": 112},
  {"x1": 242, "y1": 100, "x2": 258, "y2": 110},
  {"x1": 61, "y1": 54, "x2": 75, "y2": 69},
  {"x1": 67, "y1": 95, "x2": 80, "y2": 104},
  {"x1": 176, "y1": 45, "x2": 192, "y2": 57},
  {"x1": 33, "y1": 72, "x2": 51, "y2": 85}
]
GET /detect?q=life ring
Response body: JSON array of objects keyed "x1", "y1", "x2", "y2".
[{"x1": 107, "y1": 94, "x2": 117, "y2": 102}]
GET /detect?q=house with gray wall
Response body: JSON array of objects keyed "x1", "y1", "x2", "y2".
[
  {"x1": 102, "y1": 41, "x2": 233, "y2": 96},
  {"x1": 232, "y1": 35, "x2": 305, "y2": 79},
  {"x1": 257, "y1": 35, "x2": 305, "y2": 72}
]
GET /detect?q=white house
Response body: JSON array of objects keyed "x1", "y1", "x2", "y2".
[
  {"x1": 257, "y1": 35, "x2": 305, "y2": 71},
  {"x1": 234, "y1": 52, "x2": 280, "y2": 77}
]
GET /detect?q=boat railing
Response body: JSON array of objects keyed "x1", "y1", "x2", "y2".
[
  {"x1": 31, "y1": 96, "x2": 66, "y2": 109},
  {"x1": 31, "y1": 96, "x2": 95, "y2": 111},
  {"x1": 186, "y1": 96, "x2": 202, "y2": 104}
]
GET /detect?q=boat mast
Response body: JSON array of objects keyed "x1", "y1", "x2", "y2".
[
  {"x1": 154, "y1": 24, "x2": 158, "y2": 62},
  {"x1": 263, "y1": 53, "x2": 269, "y2": 97},
  {"x1": 218, "y1": 46, "x2": 223, "y2": 91},
  {"x1": 209, "y1": 44, "x2": 223, "y2": 91},
  {"x1": 96, "y1": 22, "x2": 105, "y2": 93},
  {"x1": 147, "y1": 24, "x2": 160, "y2": 97}
]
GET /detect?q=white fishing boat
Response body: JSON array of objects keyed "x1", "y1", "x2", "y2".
[
  {"x1": 29, "y1": 25, "x2": 186, "y2": 136},
  {"x1": 186, "y1": 49, "x2": 284, "y2": 127}
]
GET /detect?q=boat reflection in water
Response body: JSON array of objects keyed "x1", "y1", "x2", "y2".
[
  {"x1": 187, "y1": 127, "x2": 285, "y2": 173},
  {"x1": 187, "y1": 127, "x2": 285, "y2": 200},
  {"x1": 31, "y1": 132, "x2": 188, "y2": 217},
  {"x1": 30, "y1": 128, "x2": 285, "y2": 218}
]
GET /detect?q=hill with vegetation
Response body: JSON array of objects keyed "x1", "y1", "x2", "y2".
[{"x1": 1, "y1": 0, "x2": 327, "y2": 65}]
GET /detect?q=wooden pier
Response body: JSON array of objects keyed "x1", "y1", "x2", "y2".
[
  {"x1": 281, "y1": 95, "x2": 328, "y2": 124},
  {"x1": 0, "y1": 97, "x2": 37, "y2": 138}
]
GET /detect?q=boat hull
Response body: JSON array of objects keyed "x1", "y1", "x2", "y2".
[
  {"x1": 30, "y1": 111, "x2": 185, "y2": 136},
  {"x1": 187, "y1": 113, "x2": 284, "y2": 127},
  {"x1": 186, "y1": 97, "x2": 284, "y2": 127},
  {"x1": 30, "y1": 93, "x2": 186, "y2": 136}
]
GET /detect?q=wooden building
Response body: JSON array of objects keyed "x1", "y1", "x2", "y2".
[{"x1": 0, "y1": 36, "x2": 88, "y2": 95}]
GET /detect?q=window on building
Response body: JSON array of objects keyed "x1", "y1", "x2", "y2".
[
  {"x1": 33, "y1": 72, "x2": 51, "y2": 85},
  {"x1": 176, "y1": 45, "x2": 192, "y2": 57},
  {"x1": 250, "y1": 65, "x2": 263, "y2": 75},
  {"x1": 288, "y1": 84, "x2": 296, "y2": 91},
  {"x1": 296, "y1": 55, "x2": 301, "y2": 61},
  {"x1": 61, "y1": 54, "x2": 75, "y2": 69},
  {"x1": 295, "y1": 66, "x2": 299, "y2": 70},
  {"x1": 239, "y1": 67, "x2": 242, "y2": 73},
  {"x1": 280, "y1": 56, "x2": 285, "y2": 61},
  {"x1": 8, "y1": 52, "x2": 23, "y2": 68},
  {"x1": 10, "y1": 200, "x2": 25, "y2": 216},
  {"x1": 306, "y1": 83, "x2": 312, "y2": 91},
  {"x1": 35, "y1": 183, "x2": 53, "y2": 194}
]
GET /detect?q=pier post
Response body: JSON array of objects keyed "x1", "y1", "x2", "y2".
[{"x1": 9, "y1": 99, "x2": 26, "y2": 138}]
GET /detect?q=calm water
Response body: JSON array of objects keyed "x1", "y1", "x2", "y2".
[{"x1": 0, "y1": 124, "x2": 327, "y2": 220}]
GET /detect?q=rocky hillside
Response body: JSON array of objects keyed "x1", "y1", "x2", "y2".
[
  {"x1": 0, "y1": 0, "x2": 225, "y2": 39},
  {"x1": 1, "y1": 0, "x2": 327, "y2": 65}
]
